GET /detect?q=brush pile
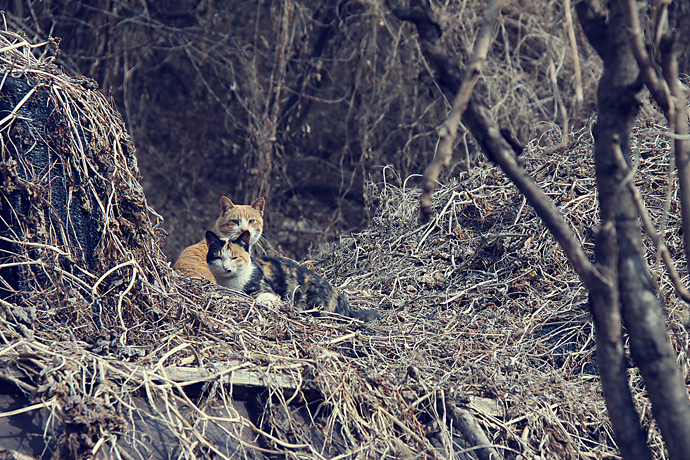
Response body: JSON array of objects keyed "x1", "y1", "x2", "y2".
[{"x1": 0, "y1": 20, "x2": 686, "y2": 460}]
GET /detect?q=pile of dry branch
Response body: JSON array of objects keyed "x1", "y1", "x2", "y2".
[{"x1": 0, "y1": 17, "x2": 687, "y2": 460}]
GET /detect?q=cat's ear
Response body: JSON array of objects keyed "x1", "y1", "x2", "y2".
[
  {"x1": 236, "y1": 230, "x2": 251, "y2": 252},
  {"x1": 220, "y1": 196, "x2": 235, "y2": 214},
  {"x1": 206, "y1": 230, "x2": 221, "y2": 246},
  {"x1": 251, "y1": 197, "x2": 265, "y2": 215}
]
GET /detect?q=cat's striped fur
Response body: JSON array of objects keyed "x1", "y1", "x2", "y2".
[
  {"x1": 174, "y1": 197, "x2": 264, "y2": 282},
  {"x1": 206, "y1": 230, "x2": 380, "y2": 322}
]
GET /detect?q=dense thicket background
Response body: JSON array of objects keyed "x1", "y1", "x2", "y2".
[{"x1": 5, "y1": 0, "x2": 603, "y2": 260}]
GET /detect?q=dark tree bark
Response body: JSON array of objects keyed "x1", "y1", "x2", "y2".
[
  {"x1": 573, "y1": 2, "x2": 655, "y2": 457},
  {"x1": 668, "y1": 0, "x2": 690, "y2": 78},
  {"x1": 578, "y1": 1, "x2": 690, "y2": 459},
  {"x1": 0, "y1": 77, "x2": 100, "y2": 299}
]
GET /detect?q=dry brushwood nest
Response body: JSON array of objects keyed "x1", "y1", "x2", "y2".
[{"x1": 0, "y1": 21, "x2": 688, "y2": 460}]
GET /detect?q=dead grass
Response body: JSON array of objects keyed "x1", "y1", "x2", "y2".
[{"x1": 304, "y1": 114, "x2": 690, "y2": 458}]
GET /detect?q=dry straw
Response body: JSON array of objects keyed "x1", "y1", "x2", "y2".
[{"x1": 0, "y1": 16, "x2": 686, "y2": 460}]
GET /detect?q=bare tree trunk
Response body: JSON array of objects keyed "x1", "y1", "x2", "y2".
[{"x1": 578, "y1": 2, "x2": 690, "y2": 459}]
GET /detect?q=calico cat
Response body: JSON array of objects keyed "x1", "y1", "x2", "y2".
[
  {"x1": 206, "y1": 230, "x2": 380, "y2": 322},
  {"x1": 174, "y1": 196, "x2": 265, "y2": 282}
]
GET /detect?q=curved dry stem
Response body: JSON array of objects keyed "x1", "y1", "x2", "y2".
[{"x1": 419, "y1": 0, "x2": 505, "y2": 223}]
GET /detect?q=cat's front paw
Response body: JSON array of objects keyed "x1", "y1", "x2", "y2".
[{"x1": 255, "y1": 292, "x2": 281, "y2": 305}]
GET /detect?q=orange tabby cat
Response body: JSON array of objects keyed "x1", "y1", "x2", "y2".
[{"x1": 174, "y1": 196, "x2": 264, "y2": 282}]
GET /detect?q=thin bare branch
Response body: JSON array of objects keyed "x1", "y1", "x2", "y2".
[
  {"x1": 618, "y1": 0, "x2": 673, "y2": 114},
  {"x1": 610, "y1": 136, "x2": 690, "y2": 303},
  {"x1": 618, "y1": 0, "x2": 690, "y2": 271},
  {"x1": 564, "y1": 0, "x2": 584, "y2": 107},
  {"x1": 419, "y1": 0, "x2": 505, "y2": 222},
  {"x1": 659, "y1": 34, "x2": 690, "y2": 275}
]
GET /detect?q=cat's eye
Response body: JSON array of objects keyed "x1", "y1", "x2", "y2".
[
  {"x1": 231, "y1": 220, "x2": 239, "y2": 225},
  {"x1": 249, "y1": 219, "x2": 256, "y2": 224}
]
